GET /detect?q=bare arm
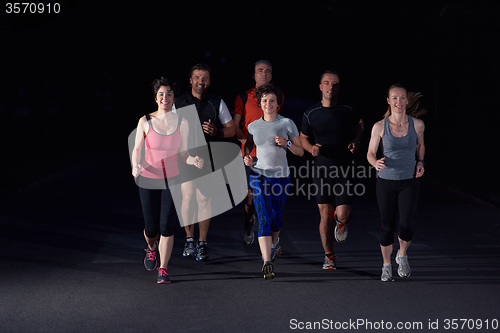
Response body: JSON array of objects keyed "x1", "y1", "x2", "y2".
[
  {"x1": 348, "y1": 118, "x2": 364, "y2": 154},
  {"x1": 414, "y1": 118, "x2": 425, "y2": 178},
  {"x1": 131, "y1": 117, "x2": 147, "y2": 177},
  {"x1": 367, "y1": 120, "x2": 385, "y2": 171},
  {"x1": 179, "y1": 118, "x2": 204, "y2": 169},
  {"x1": 232, "y1": 113, "x2": 246, "y2": 144},
  {"x1": 275, "y1": 135, "x2": 304, "y2": 157},
  {"x1": 244, "y1": 133, "x2": 255, "y2": 166},
  {"x1": 300, "y1": 132, "x2": 321, "y2": 157}
]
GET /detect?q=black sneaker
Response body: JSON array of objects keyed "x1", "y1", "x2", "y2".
[
  {"x1": 144, "y1": 241, "x2": 158, "y2": 271},
  {"x1": 242, "y1": 219, "x2": 255, "y2": 245},
  {"x1": 196, "y1": 241, "x2": 209, "y2": 261},
  {"x1": 183, "y1": 238, "x2": 197, "y2": 257},
  {"x1": 157, "y1": 267, "x2": 171, "y2": 284}
]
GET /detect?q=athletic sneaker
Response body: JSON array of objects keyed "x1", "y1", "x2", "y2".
[
  {"x1": 183, "y1": 238, "x2": 197, "y2": 257},
  {"x1": 381, "y1": 264, "x2": 395, "y2": 282},
  {"x1": 322, "y1": 254, "x2": 337, "y2": 270},
  {"x1": 262, "y1": 260, "x2": 275, "y2": 279},
  {"x1": 196, "y1": 241, "x2": 209, "y2": 261},
  {"x1": 334, "y1": 210, "x2": 348, "y2": 243},
  {"x1": 242, "y1": 219, "x2": 255, "y2": 245},
  {"x1": 144, "y1": 241, "x2": 158, "y2": 271},
  {"x1": 157, "y1": 267, "x2": 171, "y2": 284},
  {"x1": 271, "y1": 238, "x2": 282, "y2": 261},
  {"x1": 395, "y1": 251, "x2": 411, "y2": 277}
]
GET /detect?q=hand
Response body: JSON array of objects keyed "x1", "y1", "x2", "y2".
[
  {"x1": 244, "y1": 154, "x2": 254, "y2": 166},
  {"x1": 311, "y1": 143, "x2": 321, "y2": 157},
  {"x1": 274, "y1": 135, "x2": 287, "y2": 147},
  {"x1": 416, "y1": 161, "x2": 425, "y2": 178},
  {"x1": 348, "y1": 140, "x2": 360, "y2": 154},
  {"x1": 132, "y1": 164, "x2": 141, "y2": 177},
  {"x1": 374, "y1": 157, "x2": 385, "y2": 171},
  {"x1": 193, "y1": 156, "x2": 204, "y2": 169},
  {"x1": 202, "y1": 119, "x2": 218, "y2": 136}
]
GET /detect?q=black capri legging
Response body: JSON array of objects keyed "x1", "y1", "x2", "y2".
[
  {"x1": 138, "y1": 177, "x2": 179, "y2": 238},
  {"x1": 376, "y1": 177, "x2": 420, "y2": 247}
]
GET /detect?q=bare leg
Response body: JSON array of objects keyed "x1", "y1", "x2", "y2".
[
  {"x1": 335, "y1": 204, "x2": 353, "y2": 224},
  {"x1": 259, "y1": 236, "x2": 272, "y2": 262},
  {"x1": 244, "y1": 189, "x2": 255, "y2": 224},
  {"x1": 143, "y1": 229, "x2": 159, "y2": 250},
  {"x1": 380, "y1": 244, "x2": 393, "y2": 264},
  {"x1": 158, "y1": 235, "x2": 174, "y2": 268},
  {"x1": 318, "y1": 204, "x2": 334, "y2": 253},
  {"x1": 398, "y1": 237, "x2": 411, "y2": 256},
  {"x1": 197, "y1": 189, "x2": 212, "y2": 242}
]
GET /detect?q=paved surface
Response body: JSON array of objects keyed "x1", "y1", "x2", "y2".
[{"x1": 1, "y1": 152, "x2": 499, "y2": 333}]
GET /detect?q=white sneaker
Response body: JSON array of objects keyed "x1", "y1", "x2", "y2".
[{"x1": 396, "y1": 251, "x2": 411, "y2": 277}]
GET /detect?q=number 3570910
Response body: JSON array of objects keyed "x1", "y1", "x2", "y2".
[{"x1": 6, "y1": 3, "x2": 60, "y2": 14}]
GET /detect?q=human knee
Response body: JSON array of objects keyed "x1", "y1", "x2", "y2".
[{"x1": 335, "y1": 207, "x2": 352, "y2": 223}]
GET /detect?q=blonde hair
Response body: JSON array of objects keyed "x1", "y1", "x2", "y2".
[{"x1": 384, "y1": 83, "x2": 427, "y2": 119}]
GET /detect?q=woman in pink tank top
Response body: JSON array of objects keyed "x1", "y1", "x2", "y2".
[{"x1": 131, "y1": 77, "x2": 204, "y2": 284}]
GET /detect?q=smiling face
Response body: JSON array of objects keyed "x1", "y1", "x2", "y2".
[
  {"x1": 319, "y1": 73, "x2": 340, "y2": 101},
  {"x1": 387, "y1": 87, "x2": 408, "y2": 114},
  {"x1": 260, "y1": 92, "x2": 278, "y2": 116},
  {"x1": 190, "y1": 69, "x2": 211, "y2": 97},
  {"x1": 155, "y1": 85, "x2": 174, "y2": 111}
]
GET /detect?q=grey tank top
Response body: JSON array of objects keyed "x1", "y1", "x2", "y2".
[{"x1": 378, "y1": 116, "x2": 417, "y2": 180}]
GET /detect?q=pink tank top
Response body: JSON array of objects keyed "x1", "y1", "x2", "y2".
[{"x1": 141, "y1": 114, "x2": 181, "y2": 179}]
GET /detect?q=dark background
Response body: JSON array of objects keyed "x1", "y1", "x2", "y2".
[{"x1": 1, "y1": 0, "x2": 499, "y2": 205}]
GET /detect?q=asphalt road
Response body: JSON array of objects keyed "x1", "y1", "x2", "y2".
[{"x1": 1, "y1": 153, "x2": 499, "y2": 333}]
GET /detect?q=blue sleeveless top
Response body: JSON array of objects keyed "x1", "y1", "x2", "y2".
[{"x1": 378, "y1": 116, "x2": 418, "y2": 180}]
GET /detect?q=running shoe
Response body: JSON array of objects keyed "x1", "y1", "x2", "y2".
[
  {"x1": 196, "y1": 241, "x2": 209, "y2": 262},
  {"x1": 183, "y1": 238, "x2": 197, "y2": 257},
  {"x1": 262, "y1": 260, "x2": 275, "y2": 279},
  {"x1": 334, "y1": 210, "x2": 348, "y2": 243},
  {"x1": 144, "y1": 241, "x2": 158, "y2": 271},
  {"x1": 242, "y1": 219, "x2": 255, "y2": 245},
  {"x1": 271, "y1": 238, "x2": 282, "y2": 261},
  {"x1": 322, "y1": 254, "x2": 337, "y2": 270},
  {"x1": 395, "y1": 251, "x2": 411, "y2": 277},
  {"x1": 157, "y1": 267, "x2": 171, "y2": 284},
  {"x1": 381, "y1": 264, "x2": 395, "y2": 282}
]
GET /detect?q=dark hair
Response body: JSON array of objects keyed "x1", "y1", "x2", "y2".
[
  {"x1": 189, "y1": 63, "x2": 212, "y2": 80},
  {"x1": 384, "y1": 83, "x2": 427, "y2": 118},
  {"x1": 255, "y1": 84, "x2": 284, "y2": 106},
  {"x1": 254, "y1": 59, "x2": 273, "y2": 72},
  {"x1": 320, "y1": 70, "x2": 340, "y2": 83},
  {"x1": 151, "y1": 77, "x2": 179, "y2": 98}
]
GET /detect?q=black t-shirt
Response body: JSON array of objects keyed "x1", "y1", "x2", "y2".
[{"x1": 301, "y1": 101, "x2": 360, "y2": 162}]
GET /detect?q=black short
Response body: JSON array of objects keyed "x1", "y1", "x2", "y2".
[{"x1": 312, "y1": 160, "x2": 353, "y2": 206}]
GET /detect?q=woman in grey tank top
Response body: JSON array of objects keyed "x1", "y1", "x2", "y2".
[{"x1": 367, "y1": 83, "x2": 426, "y2": 282}]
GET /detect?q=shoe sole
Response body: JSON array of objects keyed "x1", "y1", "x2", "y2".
[
  {"x1": 322, "y1": 265, "x2": 336, "y2": 270},
  {"x1": 157, "y1": 279, "x2": 171, "y2": 284}
]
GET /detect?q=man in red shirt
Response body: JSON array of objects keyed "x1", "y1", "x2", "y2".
[{"x1": 232, "y1": 60, "x2": 283, "y2": 246}]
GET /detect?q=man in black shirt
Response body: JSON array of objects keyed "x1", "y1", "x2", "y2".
[
  {"x1": 174, "y1": 63, "x2": 235, "y2": 261},
  {"x1": 300, "y1": 70, "x2": 363, "y2": 270}
]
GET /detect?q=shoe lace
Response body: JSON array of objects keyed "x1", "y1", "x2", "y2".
[
  {"x1": 198, "y1": 244, "x2": 207, "y2": 255},
  {"x1": 145, "y1": 248, "x2": 156, "y2": 261},
  {"x1": 337, "y1": 223, "x2": 346, "y2": 234},
  {"x1": 158, "y1": 267, "x2": 168, "y2": 277},
  {"x1": 326, "y1": 254, "x2": 337, "y2": 263}
]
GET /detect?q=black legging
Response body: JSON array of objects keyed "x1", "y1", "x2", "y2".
[
  {"x1": 376, "y1": 177, "x2": 420, "y2": 247},
  {"x1": 138, "y1": 179, "x2": 178, "y2": 238}
]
